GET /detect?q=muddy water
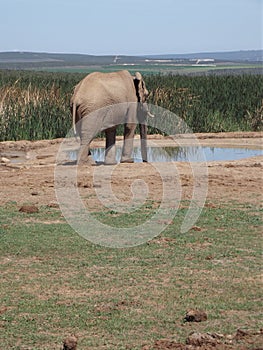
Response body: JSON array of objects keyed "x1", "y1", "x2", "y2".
[
  {"x1": 1, "y1": 146, "x2": 262, "y2": 164},
  {"x1": 0, "y1": 150, "x2": 30, "y2": 163},
  {"x1": 68, "y1": 146, "x2": 263, "y2": 163}
]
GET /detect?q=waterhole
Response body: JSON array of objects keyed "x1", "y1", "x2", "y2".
[
  {"x1": 1, "y1": 146, "x2": 262, "y2": 164},
  {"x1": 68, "y1": 146, "x2": 262, "y2": 163},
  {"x1": 0, "y1": 150, "x2": 30, "y2": 163}
]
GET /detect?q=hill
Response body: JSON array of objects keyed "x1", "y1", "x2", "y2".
[
  {"x1": 0, "y1": 50, "x2": 262, "y2": 74},
  {"x1": 0, "y1": 51, "x2": 145, "y2": 68},
  {"x1": 147, "y1": 50, "x2": 263, "y2": 62}
]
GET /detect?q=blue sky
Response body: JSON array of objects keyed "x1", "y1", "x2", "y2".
[{"x1": 1, "y1": 0, "x2": 262, "y2": 55}]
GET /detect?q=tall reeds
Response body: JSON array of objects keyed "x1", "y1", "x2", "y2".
[
  {"x1": 146, "y1": 74, "x2": 263, "y2": 133},
  {"x1": 0, "y1": 70, "x2": 262, "y2": 141}
]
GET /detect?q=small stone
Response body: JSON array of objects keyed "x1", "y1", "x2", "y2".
[
  {"x1": 205, "y1": 255, "x2": 214, "y2": 260},
  {"x1": 63, "y1": 335, "x2": 78, "y2": 350},
  {"x1": 184, "y1": 309, "x2": 208, "y2": 322},
  {"x1": 48, "y1": 201, "x2": 59, "y2": 208},
  {"x1": 1, "y1": 157, "x2": 10, "y2": 163},
  {"x1": 191, "y1": 226, "x2": 202, "y2": 231},
  {"x1": 205, "y1": 202, "x2": 217, "y2": 208},
  {"x1": 31, "y1": 191, "x2": 39, "y2": 196},
  {"x1": 19, "y1": 205, "x2": 39, "y2": 214}
]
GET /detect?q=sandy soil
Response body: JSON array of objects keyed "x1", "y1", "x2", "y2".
[{"x1": 0, "y1": 132, "x2": 262, "y2": 208}]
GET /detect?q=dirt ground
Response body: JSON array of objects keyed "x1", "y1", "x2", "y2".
[
  {"x1": 0, "y1": 132, "x2": 262, "y2": 208},
  {"x1": 0, "y1": 132, "x2": 262, "y2": 350}
]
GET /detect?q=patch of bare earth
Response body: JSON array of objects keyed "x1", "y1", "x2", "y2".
[
  {"x1": 142, "y1": 328, "x2": 263, "y2": 349},
  {"x1": 0, "y1": 132, "x2": 262, "y2": 208}
]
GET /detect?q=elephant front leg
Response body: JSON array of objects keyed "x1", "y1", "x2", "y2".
[
  {"x1": 121, "y1": 123, "x2": 136, "y2": 163},
  {"x1": 105, "y1": 127, "x2": 117, "y2": 165},
  {"x1": 77, "y1": 144, "x2": 93, "y2": 165},
  {"x1": 139, "y1": 123, "x2": 148, "y2": 162}
]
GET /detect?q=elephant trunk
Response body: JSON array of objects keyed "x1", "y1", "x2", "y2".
[{"x1": 139, "y1": 123, "x2": 148, "y2": 162}]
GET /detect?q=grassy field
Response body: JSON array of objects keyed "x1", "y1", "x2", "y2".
[
  {"x1": 40, "y1": 64, "x2": 262, "y2": 76},
  {"x1": 0, "y1": 200, "x2": 262, "y2": 349}
]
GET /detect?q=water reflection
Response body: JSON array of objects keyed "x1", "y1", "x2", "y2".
[{"x1": 67, "y1": 146, "x2": 262, "y2": 163}]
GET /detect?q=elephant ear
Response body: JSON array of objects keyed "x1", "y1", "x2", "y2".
[{"x1": 134, "y1": 72, "x2": 148, "y2": 103}]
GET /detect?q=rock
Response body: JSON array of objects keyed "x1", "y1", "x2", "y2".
[
  {"x1": 186, "y1": 332, "x2": 223, "y2": 346},
  {"x1": 184, "y1": 309, "x2": 207, "y2": 322},
  {"x1": 191, "y1": 226, "x2": 202, "y2": 231},
  {"x1": 31, "y1": 191, "x2": 39, "y2": 196},
  {"x1": 19, "y1": 205, "x2": 39, "y2": 214},
  {"x1": 0, "y1": 157, "x2": 10, "y2": 163},
  {"x1": 234, "y1": 329, "x2": 249, "y2": 340},
  {"x1": 48, "y1": 201, "x2": 59, "y2": 208},
  {"x1": 63, "y1": 335, "x2": 78, "y2": 350}
]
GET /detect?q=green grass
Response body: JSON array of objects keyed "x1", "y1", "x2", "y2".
[
  {"x1": 0, "y1": 201, "x2": 262, "y2": 349},
  {"x1": 39, "y1": 63, "x2": 262, "y2": 75}
]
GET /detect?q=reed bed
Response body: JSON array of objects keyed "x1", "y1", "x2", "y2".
[
  {"x1": 147, "y1": 74, "x2": 263, "y2": 133},
  {"x1": 0, "y1": 70, "x2": 262, "y2": 141}
]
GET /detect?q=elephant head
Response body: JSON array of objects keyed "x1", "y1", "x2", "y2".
[
  {"x1": 133, "y1": 72, "x2": 155, "y2": 162},
  {"x1": 134, "y1": 72, "x2": 149, "y2": 103}
]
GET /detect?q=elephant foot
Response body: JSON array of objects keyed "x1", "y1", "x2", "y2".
[
  {"x1": 77, "y1": 145, "x2": 94, "y2": 165},
  {"x1": 104, "y1": 160, "x2": 118, "y2": 166},
  {"x1": 120, "y1": 158, "x2": 134, "y2": 163},
  {"x1": 77, "y1": 155, "x2": 95, "y2": 166},
  {"x1": 104, "y1": 156, "x2": 118, "y2": 165}
]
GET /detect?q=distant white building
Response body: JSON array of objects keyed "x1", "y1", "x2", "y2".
[{"x1": 192, "y1": 58, "x2": 216, "y2": 66}]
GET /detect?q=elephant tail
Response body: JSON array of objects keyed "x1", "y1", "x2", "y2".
[{"x1": 71, "y1": 102, "x2": 77, "y2": 136}]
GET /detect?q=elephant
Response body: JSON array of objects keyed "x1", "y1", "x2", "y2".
[{"x1": 70, "y1": 70, "x2": 152, "y2": 165}]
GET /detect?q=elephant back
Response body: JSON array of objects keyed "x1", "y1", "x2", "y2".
[{"x1": 74, "y1": 70, "x2": 137, "y2": 108}]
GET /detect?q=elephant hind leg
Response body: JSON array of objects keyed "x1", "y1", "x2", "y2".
[
  {"x1": 120, "y1": 123, "x2": 136, "y2": 163},
  {"x1": 78, "y1": 128, "x2": 95, "y2": 165},
  {"x1": 105, "y1": 127, "x2": 117, "y2": 165}
]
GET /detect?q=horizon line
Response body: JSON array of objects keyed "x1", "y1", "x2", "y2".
[{"x1": 0, "y1": 48, "x2": 262, "y2": 57}]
